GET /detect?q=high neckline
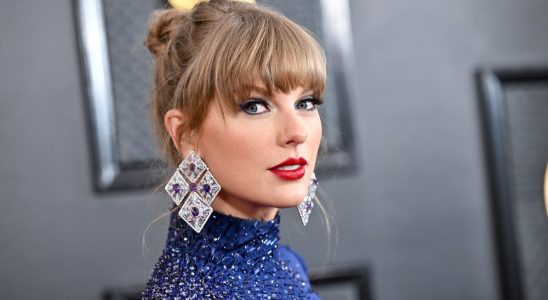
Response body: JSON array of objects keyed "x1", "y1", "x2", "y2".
[
  {"x1": 145, "y1": 209, "x2": 318, "y2": 299},
  {"x1": 168, "y1": 210, "x2": 281, "y2": 264}
]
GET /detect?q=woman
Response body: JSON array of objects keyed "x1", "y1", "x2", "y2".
[{"x1": 142, "y1": 0, "x2": 326, "y2": 298}]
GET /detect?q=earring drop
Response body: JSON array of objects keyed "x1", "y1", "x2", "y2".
[
  {"x1": 165, "y1": 151, "x2": 221, "y2": 233},
  {"x1": 298, "y1": 173, "x2": 318, "y2": 226}
]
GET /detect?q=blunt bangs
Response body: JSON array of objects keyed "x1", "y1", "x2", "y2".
[{"x1": 209, "y1": 8, "x2": 327, "y2": 110}]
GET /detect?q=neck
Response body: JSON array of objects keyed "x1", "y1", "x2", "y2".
[{"x1": 211, "y1": 193, "x2": 279, "y2": 221}]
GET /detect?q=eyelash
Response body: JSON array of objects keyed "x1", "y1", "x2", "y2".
[
  {"x1": 297, "y1": 96, "x2": 323, "y2": 111},
  {"x1": 238, "y1": 96, "x2": 323, "y2": 115},
  {"x1": 239, "y1": 99, "x2": 269, "y2": 115}
]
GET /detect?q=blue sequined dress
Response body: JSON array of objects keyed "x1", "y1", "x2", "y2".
[{"x1": 142, "y1": 210, "x2": 319, "y2": 299}]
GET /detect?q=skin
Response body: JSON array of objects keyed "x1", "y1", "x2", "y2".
[{"x1": 164, "y1": 86, "x2": 322, "y2": 221}]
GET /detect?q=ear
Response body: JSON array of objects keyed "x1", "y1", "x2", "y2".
[{"x1": 164, "y1": 108, "x2": 195, "y2": 156}]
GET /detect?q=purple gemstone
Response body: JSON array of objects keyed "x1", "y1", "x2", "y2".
[
  {"x1": 189, "y1": 163, "x2": 196, "y2": 172},
  {"x1": 191, "y1": 207, "x2": 200, "y2": 217},
  {"x1": 171, "y1": 183, "x2": 181, "y2": 195},
  {"x1": 306, "y1": 201, "x2": 312, "y2": 210},
  {"x1": 202, "y1": 184, "x2": 211, "y2": 194},
  {"x1": 189, "y1": 183, "x2": 197, "y2": 192}
]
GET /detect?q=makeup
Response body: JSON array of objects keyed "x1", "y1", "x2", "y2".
[{"x1": 269, "y1": 157, "x2": 307, "y2": 180}]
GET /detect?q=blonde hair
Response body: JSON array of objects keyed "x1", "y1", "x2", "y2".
[{"x1": 145, "y1": 0, "x2": 327, "y2": 167}]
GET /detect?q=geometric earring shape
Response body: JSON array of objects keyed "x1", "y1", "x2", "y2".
[
  {"x1": 178, "y1": 192, "x2": 213, "y2": 233},
  {"x1": 178, "y1": 151, "x2": 207, "y2": 182},
  {"x1": 298, "y1": 173, "x2": 318, "y2": 226},
  {"x1": 165, "y1": 171, "x2": 189, "y2": 206},
  {"x1": 197, "y1": 170, "x2": 221, "y2": 205},
  {"x1": 164, "y1": 150, "x2": 222, "y2": 233}
]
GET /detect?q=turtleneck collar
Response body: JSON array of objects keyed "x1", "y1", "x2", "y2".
[{"x1": 167, "y1": 210, "x2": 281, "y2": 265}]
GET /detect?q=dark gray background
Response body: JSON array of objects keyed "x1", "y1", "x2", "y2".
[
  {"x1": 505, "y1": 81, "x2": 548, "y2": 300},
  {"x1": 1, "y1": 0, "x2": 548, "y2": 299}
]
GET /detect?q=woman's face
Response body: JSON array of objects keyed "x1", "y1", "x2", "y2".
[{"x1": 196, "y1": 85, "x2": 322, "y2": 220}]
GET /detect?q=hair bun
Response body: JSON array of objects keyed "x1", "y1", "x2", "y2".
[{"x1": 146, "y1": 9, "x2": 187, "y2": 57}]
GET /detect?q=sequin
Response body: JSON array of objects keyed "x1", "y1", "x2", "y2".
[{"x1": 142, "y1": 210, "x2": 319, "y2": 299}]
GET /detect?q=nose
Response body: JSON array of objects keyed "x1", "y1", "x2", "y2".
[{"x1": 278, "y1": 110, "x2": 307, "y2": 146}]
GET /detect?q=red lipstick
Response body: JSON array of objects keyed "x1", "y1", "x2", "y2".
[{"x1": 269, "y1": 157, "x2": 307, "y2": 180}]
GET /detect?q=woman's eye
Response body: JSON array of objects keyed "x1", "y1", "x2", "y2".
[
  {"x1": 239, "y1": 99, "x2": 270, "y2": 115},
  {"x1": 296, "y1": 97, "x2": 322, "y2": 111}
]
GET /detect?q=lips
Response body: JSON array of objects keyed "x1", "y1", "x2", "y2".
[{"x1": 269, "y1": 157, "x2": 307, "y2": 180}]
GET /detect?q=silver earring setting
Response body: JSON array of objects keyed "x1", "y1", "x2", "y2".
[
  {"x1": 298, "y1": 173, "x2": 318, "y2": 226},
  {"x1": 165, "y1": 151, "x2": 221, "y2": 233}
]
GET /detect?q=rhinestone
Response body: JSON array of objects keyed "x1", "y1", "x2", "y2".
[
  {"x1": 178, "y1": 151, "x2": 207, "y2": 182},
  {"x1": 297, "y1": 196, "x2": 312, "y2": 226},
  {"x1": 165, "y1": 171, "x2": 189, "y2": 206},
  {"x1": 307, "y1": 173, "x2": 317, "y2": 198},
  {"x1": 178, "y1": 193, "x2": 212, "y2": 233},
  {"x1": 172, "y1": 184, "x2": 182, "y2": 194},
  {"x1": 197, "y1": 171, "x2": 221, "y2": 205},
  {"x1": 298, "y1": 173, "x2": 317, "y2": 226}
]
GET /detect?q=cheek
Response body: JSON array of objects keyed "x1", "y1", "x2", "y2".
[
  {"x1": 307, "y1": 118, "x2": 323, "y2": 162},
  {"x1": 314, "y1": 119, "x2": 322, "y2": 144},
  {"x1": 199, "y1": 119, "x2": 271, "y2": 185}
]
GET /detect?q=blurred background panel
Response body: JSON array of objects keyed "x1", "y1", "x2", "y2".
[
  {"x1": 478, "y1": 68, "x2": 548, "y2": 300},
  {"x1": 1, "y1": 0, "x2": 548, "y2": 299}
]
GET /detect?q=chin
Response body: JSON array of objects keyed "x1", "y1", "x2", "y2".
[{"x1": 269, "y1": 191, "x2": 306, "y2": 208}]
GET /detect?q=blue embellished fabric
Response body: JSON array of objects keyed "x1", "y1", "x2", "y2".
[{"x1": 142, "y1": 210, "x2": 319, "y2": 299}]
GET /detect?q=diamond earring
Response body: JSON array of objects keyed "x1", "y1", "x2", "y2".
[
  {"x1": 165, "y1": 151, "x2": 221, "y2": 233},
  {"x1": 298, "y1": 173, "x2": 318, "y2": 226}
]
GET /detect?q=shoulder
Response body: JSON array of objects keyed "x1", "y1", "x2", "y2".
[{"x1": 278, "y1": 245, "x2": 310, "y2": 277}]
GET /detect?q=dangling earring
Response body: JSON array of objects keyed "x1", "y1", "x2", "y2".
[
  {"x1": 165, "y1": 151, "x2": 221, "y2": 233},
  {"x1": 298, "y1": 173, "x2": 318, "y2": 226}
]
